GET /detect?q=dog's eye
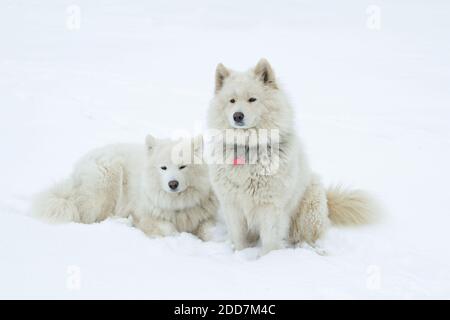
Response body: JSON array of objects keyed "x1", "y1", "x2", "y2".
[
  {"x1": 179, "y1": 165, "x2": 186, "y2": 170},
  {"x1": 248, "y1": 97, "x2": 257, "y2": 102},
  {"x1": 230, "y1": 98, "x2": 236, "y2": 103},
  {"x1": 160, "y1": 166, "x2": 167, "y2": 170}
]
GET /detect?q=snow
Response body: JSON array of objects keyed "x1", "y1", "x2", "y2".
[{"x1": 1, "y1": 0, "x2": 450, "y2": 299}]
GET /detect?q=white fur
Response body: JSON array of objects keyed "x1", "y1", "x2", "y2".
[
  {"x1": 208, "y1": 59, "x2": 378, "y2": 255},
  {"x1": 32, "y1": 137, "x2": 217, "y2": 240}
]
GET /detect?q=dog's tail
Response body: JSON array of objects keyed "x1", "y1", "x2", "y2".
[
  {"x1": 326, "y1": 185, "x2": 380, "y2": 226},
  {"x1": 32, "y1": 178, "x2": 81, "y2": 223}
]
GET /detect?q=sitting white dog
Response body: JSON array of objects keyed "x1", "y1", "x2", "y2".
[
  {"x1": 32, "y1": 135, "x2": 217, "y2": 240},
  {"x1": 207, "y1": 59, "x2": 379, "y2": 255}
]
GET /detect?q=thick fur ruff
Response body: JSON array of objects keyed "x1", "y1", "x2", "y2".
[{"x1": 32, "y1": 138, "x2": 217, "y2": 240}]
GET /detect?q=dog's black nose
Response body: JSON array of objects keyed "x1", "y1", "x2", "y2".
[
  {"x1": 233, "y1": 112, "x2": 245, "y2": 123},
  {"x1": 168, "y1": 180, "x2": 179, "y2": 190}
]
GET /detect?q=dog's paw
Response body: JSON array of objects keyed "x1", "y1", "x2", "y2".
[
  {"x1": 233, "y1": 241, "x2": 250, "y2": 251},
  {"x1": 312, "y1": 246, "x2": 328, "y2": 256},
  {"x1": 300, "y1": 242, "x2": 328, "y2": 256},
  {"x1": 259, "y1": 242, "x2": 285, "y2": 257}
]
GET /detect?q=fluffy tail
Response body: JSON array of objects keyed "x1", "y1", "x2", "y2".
[
  {"x1": 32, "y1": 179, "x2": 81, "y2": 223},
  {"x1": 327, "y1": 186, "x2": 379, "y2": 226}
]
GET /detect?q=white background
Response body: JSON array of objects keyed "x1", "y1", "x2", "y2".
[{"x1": 1, "y1": 0, "x2": 449, "y2": 299}]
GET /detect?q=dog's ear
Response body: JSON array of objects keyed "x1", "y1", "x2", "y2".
[
  {"x1": 215, "y1": 63, "x2": 230, "y2": 93},
  {"x1": 145, "y1": 134, "x2": 157, "y2": 152},
  {"x1": 254, "y1": 58, "x2": 277, "y2": 89}
]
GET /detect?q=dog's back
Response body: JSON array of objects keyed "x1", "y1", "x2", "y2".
[{"x1": 32, "y1": 144, "x2": 143, "y2": 223}]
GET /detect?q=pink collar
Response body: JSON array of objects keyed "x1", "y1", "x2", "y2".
[{"x1": 233, "y1": 156, "x2": 246, "y2": 166}]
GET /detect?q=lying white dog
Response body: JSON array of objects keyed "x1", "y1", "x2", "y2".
[{"x1": 33, "y1": 135, "x2": 217, "y2": 240}]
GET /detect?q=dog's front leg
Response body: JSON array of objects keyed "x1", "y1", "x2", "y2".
[
  {"x1": 134, "y1": 216, "x2": 177, "y2": 238},
  {"x1": 259, "y1": 205, "x2": 289, "y2": 256},
  {"x1": 195, "y1": 219, "x2": 216, "y2": 241},
  {"x1": 223, "y1": 202, "x2": 249, "y2": 250}
]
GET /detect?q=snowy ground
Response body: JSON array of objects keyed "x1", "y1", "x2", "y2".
[{"x1": 1, "y1": 0, "x2": 450, "y2": 299}]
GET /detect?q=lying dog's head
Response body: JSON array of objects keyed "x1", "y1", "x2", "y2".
[
  {"x1": 145, "y1": 135, "x2": 208, "y2": 196},
  {"x1": 208, "y1": 59, "x2": 293, "y2": 132}
]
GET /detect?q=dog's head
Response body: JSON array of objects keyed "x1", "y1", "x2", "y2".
[
  {"x1": 145, "y1": 135, "x2": 208, "y2": 195},
  {"x1": 208, "y1": 59, "x2": 293, "y2": 132}
]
